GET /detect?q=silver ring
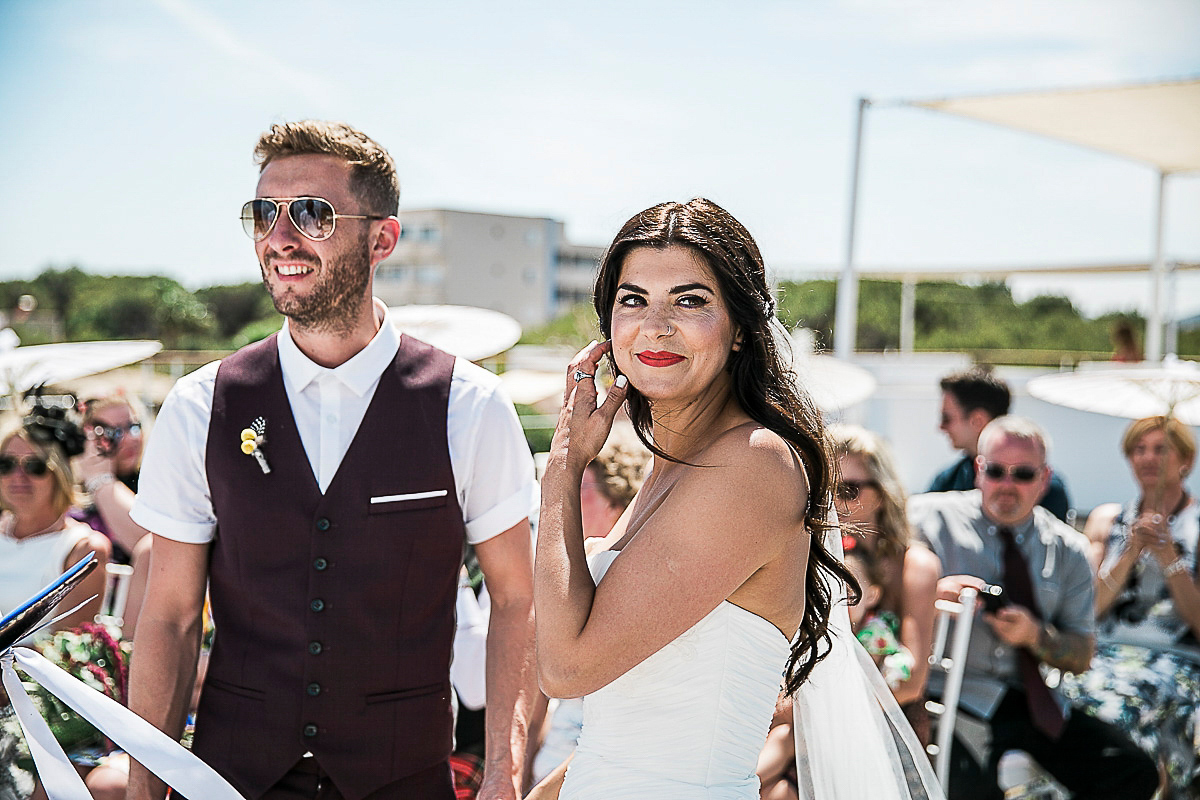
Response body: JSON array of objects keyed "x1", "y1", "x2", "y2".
[{"x1": 573, "y1": 369, "x2": 593, "y2": 383}]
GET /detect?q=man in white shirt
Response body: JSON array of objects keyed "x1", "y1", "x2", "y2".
[{"x1": 126, "y1": 121, "x2": 536, "y2": 800}]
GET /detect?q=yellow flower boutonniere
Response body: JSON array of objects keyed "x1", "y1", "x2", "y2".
[{"x1": 239, "y1": 416, "x2": 271, "y2": 474}]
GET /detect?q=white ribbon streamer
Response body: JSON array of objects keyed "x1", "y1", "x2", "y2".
[
  {"x1": 3, "y1": 647, "x2": 245, "y2": 800},
  {"x1": 2, "y1": 650, "x2": 93, "y2": 800}
]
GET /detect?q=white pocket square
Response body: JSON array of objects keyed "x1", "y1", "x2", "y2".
[{"x1": 370, "y1": 489, "x2": 449, "y2": 504}]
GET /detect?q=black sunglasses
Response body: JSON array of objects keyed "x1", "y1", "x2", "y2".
[
  {"x1": 836, "y1": 479, "x2": 879, "y2": 502},
  {"x1": 241, "y1": 196, "x2": 387, "y2": 242},
  {"x1": 980, "y1": 462, "x2": 1041, "y2": 483},
  {"x1": 0, "y1": 455, "x2": 50, "y2": 477}
]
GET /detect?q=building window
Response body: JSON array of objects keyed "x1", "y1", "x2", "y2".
[{"x1": 419, "y1": 225, "x2": 440, "y2": 242}]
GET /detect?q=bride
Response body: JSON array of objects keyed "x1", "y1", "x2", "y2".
[{"x1": 534, "y1": 198, "x2": 862, "y2": 798}]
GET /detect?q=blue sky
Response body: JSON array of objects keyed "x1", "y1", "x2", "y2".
[{"x1": 1, "y1": 0, "x2": 1197, "y2": 318}]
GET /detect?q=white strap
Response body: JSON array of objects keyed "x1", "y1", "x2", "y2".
[
  {"x1": 5, "y1": 647, "x2": 246, "y2": 800},
  {"x1": 1, "y1": 650, "x2": 93, "y2": 800}
]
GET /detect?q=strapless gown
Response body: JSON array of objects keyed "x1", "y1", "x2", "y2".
[{"x1": 559, "y1": 550, "x2": 794, "y2": 799}]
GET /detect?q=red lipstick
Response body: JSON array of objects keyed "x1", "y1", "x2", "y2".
[{"x1": 636, "y1": 350, "x2": 685, "y2": 367}]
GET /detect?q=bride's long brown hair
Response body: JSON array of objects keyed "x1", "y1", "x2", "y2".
[{"x1": 592, "y1": 198, "x2": 856, "y2": 692}]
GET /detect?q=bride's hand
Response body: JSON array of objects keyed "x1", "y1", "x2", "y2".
[{"x1": 549, "y1": 340, "x2": 629, "y2": 475}]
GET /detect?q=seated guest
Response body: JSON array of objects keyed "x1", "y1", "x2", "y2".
[
  {"x1": 1062, "y1": 415, "x2": 1199, "y2": 797},
  {"x1": 909, "y1": 416, "x2": 1157, "y2": 800},
  {"x1": 0, "y1": 406, "x2": 123, "y2": 800},
  {"x1": 930, "y1": 367, "x2": 1072, "y2": 522},
  {"x1": 830, "y1": 424, "x2": 940, "y2": 743},
  {"x1": 72, "y1": 393, "x2": 151, "y2": 635},
  {"x1": 845, "y1": 543, "x2": 916, "y2": 692}
]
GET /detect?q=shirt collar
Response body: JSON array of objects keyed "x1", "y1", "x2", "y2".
[{"x1": 278, "y1": 301, "x2": 401, "y2": 397}]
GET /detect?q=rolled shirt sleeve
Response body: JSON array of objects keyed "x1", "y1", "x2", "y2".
[
  {"x1": 130, "y1": 362, "x2": 221, "y2": 544},
  {"x1": 448, "y1": 358, "x2": 537, "y2": 545}
]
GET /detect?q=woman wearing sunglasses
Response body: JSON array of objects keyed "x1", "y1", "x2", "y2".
[
  {"x1": 0, "y1": 410, "x2": 119, "y2": 800},
  {"x1": 828, "y1": 424, "x2": 941, "y2": 745},
  {"x1": 0, "y1": 412, "x2": 111, "y2": 638},
  {"x1": 1061, "y1": 415, "x2": 1200, "y2": 797}
]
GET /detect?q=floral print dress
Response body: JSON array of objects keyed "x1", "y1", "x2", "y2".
[{"x1": 1061, "y1": 498, "x2": 1200, "y2": 798}]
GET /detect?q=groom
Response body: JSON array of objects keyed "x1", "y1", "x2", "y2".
[{"x1": 126, "y1": 121, "x2": 537, "y2": 800}]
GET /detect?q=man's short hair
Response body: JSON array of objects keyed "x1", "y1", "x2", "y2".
[
  {"x1": 253, "y1": 120, "x2": 399, "y2": 217},
  {"x1": 977, "y1": 416, "x2": 1048, "y2": 464},
  {"x1": 940, "y1": 366, "x2": 1010, "y2": 420}
]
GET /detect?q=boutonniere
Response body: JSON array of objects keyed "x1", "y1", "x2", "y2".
[{"x1": 239, "y1": 417, "x2": 271, "y2": 474}]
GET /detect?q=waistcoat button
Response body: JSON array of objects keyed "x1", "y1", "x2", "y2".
[
  {"x1": 306, "y1": 683, "x2": 321, "y2": 697},
  {"x1": 303, "y1": 724, "x2": 318, "y2": 738},
  {"x1": 310, "y1": 599, "x2": 325, "y2": 612},
  {"x1": 308, "y1": 641, "x2": 323, "y2": 655},
  {"x1": 313, "y1": 558, "x2": 328, "y2": 571},
  {"x1": 316, "y1": 518, "x2": 331, "y2": 532}
]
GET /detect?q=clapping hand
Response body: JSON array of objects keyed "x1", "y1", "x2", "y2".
[{"x1": 1130, "y1": 512, "x2": 1177, "y2": 568}]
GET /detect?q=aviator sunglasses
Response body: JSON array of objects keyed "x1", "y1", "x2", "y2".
[
  {"x1": 0, "y1": 454, "x2": 50, "y2": 477},
  {"x1": 241, "y1": 197, "x2": 387, "y2": 242},
  {"x1": 980, "y1": 462, "x2": 1041, "y2": 483}
]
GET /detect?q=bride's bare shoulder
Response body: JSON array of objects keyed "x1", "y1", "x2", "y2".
[{"x1": 697, "y1": 423, "x2": 811, "y2": 496}]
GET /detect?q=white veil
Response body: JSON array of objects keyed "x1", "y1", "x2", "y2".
[{"x1": 791, "y1": 521, "x2": 945, "y2": 800}]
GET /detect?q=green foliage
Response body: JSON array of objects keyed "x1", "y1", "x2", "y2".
[
  {"x1": 1, "y1": 267, "x2": 1193, "y2": 365},
  {"x1": 519, "y1": 303, "x2": 601, "y2": 347},
  {"x1": 772, "y1": 278, "x2": 1182, "y2": 361},
  {"x1": 514, "y1": 403, "x2": 555, "y2": 453},
  {"x1": 194, "y1": 282, "x2": 276, "y2": 339},
  {"x1": 231, "y1": 315, "x2": 284, "y2": 348}
]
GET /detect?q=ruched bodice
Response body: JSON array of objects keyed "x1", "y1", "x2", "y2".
[{"x1": 560, "y1": 549, "x2": 793, "y2": 799}]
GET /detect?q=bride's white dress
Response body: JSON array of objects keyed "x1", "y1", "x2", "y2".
[{"x1": 559, "y1": 549, "x2": 792, "y2": 799}]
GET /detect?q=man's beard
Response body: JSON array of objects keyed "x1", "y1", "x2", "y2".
[{"x1": 263, "y1": 236, "x2": 371, "y2": 335}]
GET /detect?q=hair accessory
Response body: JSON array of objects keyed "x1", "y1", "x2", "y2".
[
  {"x1": 23, "y1": 389, "x2": 86, "y2": 458},
  {"x1": 239, "y1": 417, "x2": 271, "y2": 474}
]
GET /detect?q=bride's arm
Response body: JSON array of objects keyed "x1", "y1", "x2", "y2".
[{"x1": 534, "y1": 341, "x2": 629, "y2": 697}]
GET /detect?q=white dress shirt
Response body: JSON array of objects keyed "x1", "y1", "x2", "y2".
[{"x1": 132, "y1": 305, "x2": 536, "y2": 546}]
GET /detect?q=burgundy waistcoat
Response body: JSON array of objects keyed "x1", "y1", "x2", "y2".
[{"x1": 196, "y1": 333, "x2": 464, "y2": 800}]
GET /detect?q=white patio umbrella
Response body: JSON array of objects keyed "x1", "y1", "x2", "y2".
[
  {"x1": 1025, "y1": 358, "x2": 1200, "y2": 426},
  {"x1": 389, "y1": 304, "x2": 521, "y2": 362},
  {"x1": 0, "y1": 340, "x2": 163, "y2": 396},
  {"x1": 793, "y1": 354, "x2": 877, "y2": 414}
]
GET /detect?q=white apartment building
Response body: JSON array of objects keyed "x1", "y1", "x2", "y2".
[{"x1": 374, "y1": 209, "x2": 604, "y2": 328}]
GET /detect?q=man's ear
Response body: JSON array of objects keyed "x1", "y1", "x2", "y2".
[
  {"x1": 967, "y1": 408, "x2": 992, "y2": 436},
  {"x1": 369, "y1": 217, "x2": 401, "y2": 266}
]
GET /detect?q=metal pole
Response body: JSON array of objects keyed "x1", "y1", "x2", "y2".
[
  {"x1": 834, "y1": 97, "x2": 870, "y2": 359},
  {"x1": 900, "y1": 278, "x2": 916, "y2": 354},
  {"x1": 1166, "y1": 260, "x2": 1179, "y2": 358},
  {"x1": 1146, "y1": 171, "x2": 1167, "y2": 363}
]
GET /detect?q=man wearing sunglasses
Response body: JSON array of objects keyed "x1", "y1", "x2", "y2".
[
  {"x1": 909, "y1": 417, "x2": 1155, "y2": 800},
  {"x1": 127, "y1": 121, "x2": 536, "y2": 800},
  {"x1": 929, "y1": 367, "x2": 1073, "y2": 523}
]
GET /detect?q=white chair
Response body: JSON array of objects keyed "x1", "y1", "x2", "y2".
[
  {"x1": 96, "y1": 562, "x2": 134, "y2": 631},
  {"x1": 925, "y1": 588, "x2": 1069, "y2": 800},
  {"x1": 925, "y1": 586, "x2": 978, "y2": 790}
]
